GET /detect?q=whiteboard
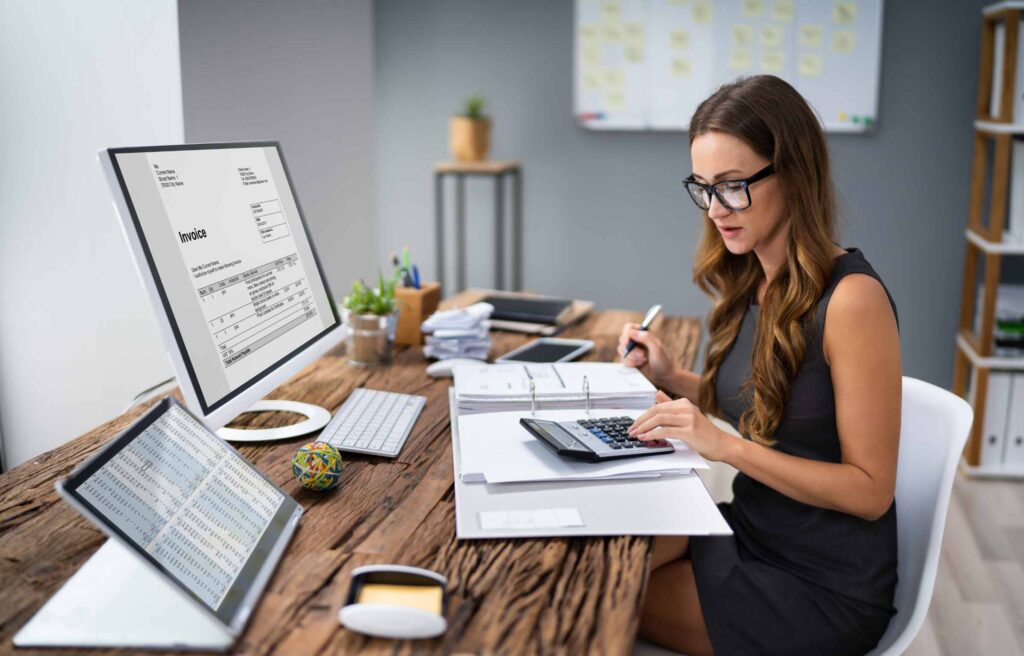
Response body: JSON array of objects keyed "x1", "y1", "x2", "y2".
[{"x1": 574, "y1": 0, "x2": 885, "y2": 133}]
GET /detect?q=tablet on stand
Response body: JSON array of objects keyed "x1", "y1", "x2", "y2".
[{"x1": 13, "y1": 397, "x2": 302, "y2": 651}]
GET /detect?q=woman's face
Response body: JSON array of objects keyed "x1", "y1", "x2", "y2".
[{"x1": 690, "y1": 131, "x2": 787, "y2": 256}]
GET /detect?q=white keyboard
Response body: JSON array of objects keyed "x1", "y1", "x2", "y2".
[{"x1": 321, "y1": 388, "x2": 426, "y2": 458}]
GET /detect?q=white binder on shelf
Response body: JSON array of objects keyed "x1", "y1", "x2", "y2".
[
  {"x1": 1005, "y1": 374, "x2": 1024, "y2": 468},
  {"x1": 975, "y1": 371, "x2": 1012, "y2": 467}
]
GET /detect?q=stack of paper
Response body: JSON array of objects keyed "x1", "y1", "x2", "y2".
[
  {"x1": 421, "y1": 302, "x2": 493, "y2": 360},
  {"x1": 457, "y1": 408, "x2": 708, "y2": 484},
  {"x1": 453, "y1": 362, "x2": 657, "y2": 414}
]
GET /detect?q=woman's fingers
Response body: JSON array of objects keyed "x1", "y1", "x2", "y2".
[
  {"x1": 624, "y1": 351, "x2": 647, "y2": 367},
  {"x1": 630, "y1": 409, "x2": 691, "y2": 437},
  {"x1": 655, "y1": 390, "x2": 672, "y2": 403},
  {"x1": 635, "y1": 425, "x2": 677, "y2": 442}
]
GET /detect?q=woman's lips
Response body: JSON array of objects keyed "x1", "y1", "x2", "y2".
[{"x1": 718, "y1": 225, "x2": 742, "y2": 239}]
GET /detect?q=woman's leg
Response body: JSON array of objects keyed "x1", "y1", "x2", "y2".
[
  {"x1": 639, "y1": 559, "x2": 714, "y2": 656},
  {"x1": 649, "y1": 535, "x2": 689, "y2": 571}
]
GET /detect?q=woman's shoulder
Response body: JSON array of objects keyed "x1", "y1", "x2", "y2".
[
  {"x1": 820, "y1": 249, "x2": 900, "y2": 366},
  {"x1": 819, "y1": 248, "x2": 899, "y2": 330}
]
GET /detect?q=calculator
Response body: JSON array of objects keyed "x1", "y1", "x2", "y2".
[{"x1": 519, "y1": 416, "x2": 675, "y2": 463}]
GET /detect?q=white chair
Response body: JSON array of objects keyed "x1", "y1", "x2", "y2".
[
  {"x1": 866, "y1": 376, "x2": 973, "y2": 655},
  {"x1": 635, "y1": 377, "x2": 973, "y2": 656}
]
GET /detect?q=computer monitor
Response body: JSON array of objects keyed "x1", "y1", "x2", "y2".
[{"x1": 99, "y1": 142, "x2": 346, "y2": 440}]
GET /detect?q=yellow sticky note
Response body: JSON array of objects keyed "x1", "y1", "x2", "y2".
[
  {"x1": 741, "y1": 0, "x2": 764, "y2": 17},
  {"x1": 581, "y1": 24, "x2": 598, "y2": 41},
  {"x1": 761, "y1": 49, "x2": 785, "y2": 73},
  {"x1": 761, "y1": 25, "x2": 783, "y2": 48},
  {"x1": 626, "y1": 45, "x2": 645, "y2": 62},
  {"x1": 584, "y1": 69, "x2": 603, "y2": 90},
  {"x1": 583, "y1": 44, "x2": 602, "y2": 67},
  {"x1": 772, "y1": 0, "x2": 795, "y2": 22},
  {"x1": 607, "y1": 90, "x2": 627, "y2": 111},
  {"x1": 357, "y1": 584, "x2": 443, "y2": 614},
  {"x1": 626, "y1": 25, "x2": 645, "y2": 49},
  {"x1": 798, "y1": 53, "x2": 824, "y2": 77},
  {"x1": 729, "y1": 49, "x2": 753, "y2": 71},
  {"x1": 604, "y1": 68, "x2": 625, "y2": 88},
  {"x1": 833, "y1": 1, "x2": 857, "y2": 24},
  {"x1": 732, "y1": 24, "x2": 755, "y2": 48},
  {"x1": 693, "y1": 0, "x2": 713, "y2": 24},
  {"x1": 672, "y1": 58, "x2": 692, "y2": 77},
  {"x1": 669, "y1": 0, "x2": 689, "y2": 5},
  {"x1": 671, "y1": 29, "x2": 690, "y2": 50},
  {"x1": 602, "y1": 3, "x2": 621, "y2": 26},
  {"x1": 604, "y1": 23, "x2": 624, "y2": 43},
  {"x1": 799, "y1": 24, "x2": 823, "y2": 47},
  {"x1": 832, "y1": 29, "x2": 855, "y2": 53}
]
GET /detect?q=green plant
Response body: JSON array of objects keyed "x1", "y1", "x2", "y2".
[
  {"x1": 343, "y1": 271, "x2": 397, "y2": 315},
  {"x1": 462, "y1": 93, "x2": 485, "y2": 119}
]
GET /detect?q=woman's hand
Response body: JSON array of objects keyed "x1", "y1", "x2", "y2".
[
  {"x1": 618, "y1": 323, "x2": 679, "y2": 387},
  {"x1": 629, "y1": 392, "x2": 737, "y2": 463}
]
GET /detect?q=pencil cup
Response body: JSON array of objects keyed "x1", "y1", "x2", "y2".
[{"x1": 394, "y1": 282, "x2": 441, "y2": 346}]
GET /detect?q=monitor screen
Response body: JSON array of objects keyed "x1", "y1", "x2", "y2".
[{"x1": 107, "y1": 143, "x2": 339, "y2": 414}]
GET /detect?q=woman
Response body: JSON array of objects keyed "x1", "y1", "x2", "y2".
[{"x1": 619, "y1": 75, "x2": 900, "y2": 656}]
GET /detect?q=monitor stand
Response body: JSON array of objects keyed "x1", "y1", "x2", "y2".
[
  {"x1": 216, "y1": 399, "x2": 332, "y2": 443},
  {"x1": 13, "y1": 539, "x2": 235, "y2": 651}
]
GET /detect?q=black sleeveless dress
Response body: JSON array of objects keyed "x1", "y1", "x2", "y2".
[{"x1": 688, "y1": 248, "x2": 898, "y2": 656}]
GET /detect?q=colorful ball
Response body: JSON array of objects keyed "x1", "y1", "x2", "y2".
[{"x1": 292, "y1": 441, "x2": 345, "y2": 491}]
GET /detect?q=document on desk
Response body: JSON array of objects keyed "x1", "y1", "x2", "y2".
[
  {"x1": 449, "y1": 391, "x2": 731, "y2": 539},
  {"x1": 453, "y1": 362, "x2": 657, "y2": 414},
  {"x1": 457, "y1": 408, "x2": 708, "y2": 484}
]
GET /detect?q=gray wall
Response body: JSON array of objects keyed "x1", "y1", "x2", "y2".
[
  {"x1": 179, "y1": 0, "x2": 377, "y2": 300},
  {"x1": 376, "y1": 0, "x2": 989, "y2": 387}
]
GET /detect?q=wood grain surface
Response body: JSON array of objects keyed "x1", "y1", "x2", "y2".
[{"x1": 0, "y1": 300, "x2": 700, "y2": 655}]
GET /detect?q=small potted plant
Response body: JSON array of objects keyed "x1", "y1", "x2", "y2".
[
  {"x1": 449, "y1": 93, "x2": 490, "y2": 162},
  {"x1": 342, "y1": 272, "x2": 399, "y2": 366}
]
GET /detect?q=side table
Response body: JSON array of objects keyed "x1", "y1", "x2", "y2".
[{"x1": 434, "y1": 160, "x2": 522, "y2": 292}]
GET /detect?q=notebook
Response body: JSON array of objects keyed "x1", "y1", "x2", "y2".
[{"x1": 480, "y1": 295, "x2": 573, "y2": 324}]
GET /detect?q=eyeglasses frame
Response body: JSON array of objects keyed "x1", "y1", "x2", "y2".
[{"x1": 682, "y1": 163, "x2": 776, "y2": 212}]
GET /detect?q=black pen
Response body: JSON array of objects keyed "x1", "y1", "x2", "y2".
[{"x1": 622, "y1": 304, "x2": 663, "y2": 358}]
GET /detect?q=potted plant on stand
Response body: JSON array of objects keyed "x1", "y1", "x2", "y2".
[
  {"x1": 342, "y1": 272, "x2": 399, "y2": 366},
  {"x1": 449, "y1": 93, "x2": 490, "y2": 162}
]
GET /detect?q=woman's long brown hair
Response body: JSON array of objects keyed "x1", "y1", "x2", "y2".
[{"x1": 691, "y1": 75, "x2": 838, "y2": 446}]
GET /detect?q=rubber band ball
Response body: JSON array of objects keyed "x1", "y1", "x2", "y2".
[{"x1": 292, "y1": 441, "x2": 345, "y2": 491}]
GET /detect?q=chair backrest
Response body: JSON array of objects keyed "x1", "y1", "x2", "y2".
[{"x1": 867, "y1": 377, "x2": 973, "y2": 655}]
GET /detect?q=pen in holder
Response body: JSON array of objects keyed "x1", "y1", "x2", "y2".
[{"x1": 394, "y1": 282, "x2": 441, "y2": 346}]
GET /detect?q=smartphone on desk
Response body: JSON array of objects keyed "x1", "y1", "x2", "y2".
[{"x1": 496, "y1": 338, "x2": 594, "y2": 363}]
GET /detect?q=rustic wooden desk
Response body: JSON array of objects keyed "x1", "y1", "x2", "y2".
[{"x1": 0, "y1": 302, "x2": 700, "y2": 655}]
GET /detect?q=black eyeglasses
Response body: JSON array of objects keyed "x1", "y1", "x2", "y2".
[{"x1": 682, "y1": 164, "x2": 775, "y2": 212}]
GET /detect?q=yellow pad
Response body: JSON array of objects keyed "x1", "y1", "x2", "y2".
[{"x1": 357, "y1": 583, "x2": 443, "y2": 614}]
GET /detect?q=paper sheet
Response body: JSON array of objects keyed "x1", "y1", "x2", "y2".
[{"x1": 457, "y1": 408, "x2": 708, "y2": 484}]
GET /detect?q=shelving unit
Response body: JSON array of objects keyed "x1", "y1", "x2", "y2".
[{"x1": 953, "y1": 2, "x2": 1024, "y2": 478}]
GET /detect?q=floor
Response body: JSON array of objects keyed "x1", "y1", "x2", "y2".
[{"x1": 634, "y1": 462, "x2": 1024, "y2": 656}]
